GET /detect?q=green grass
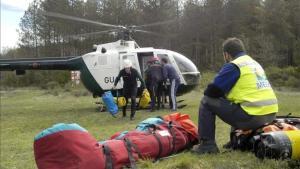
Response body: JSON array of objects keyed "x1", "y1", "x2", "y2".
[{"x1": 1, "y1": 86, "x2": 300, "y2": 169}]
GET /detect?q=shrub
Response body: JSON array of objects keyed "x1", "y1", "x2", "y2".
[
  {"x1": 41, "y1": 81, "x2": 61, "y2": 90},
  {"x1": 265, "y1": 66, "x2": 300, "y2": 89},
  {"x1": 199, "y1": 71, "x2": 215, "y2": 90},
  {"x1": 285, "y1": 76, "x2": 300, "y2": 88},
  {"x1": 0, "y1": 70, "x2": 71, "y2": 88}
]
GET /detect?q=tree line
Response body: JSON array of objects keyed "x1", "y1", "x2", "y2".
[{"x1": 1, "y1": 0, "x2": 300, "y2": 71}]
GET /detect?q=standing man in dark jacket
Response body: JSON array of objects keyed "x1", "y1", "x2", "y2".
[
  {"x1": 113, "y1": 59, "x2": 145, "y2": 120},
  {"x1": 145, "y1": 56, "x2": 163, "y2": 112},
  {"x1": 191, "y1": 38, "x2": 277, "y2": 154},
  {"x1": 161, "y1": 58, "x2": 181, "y2": 111}
]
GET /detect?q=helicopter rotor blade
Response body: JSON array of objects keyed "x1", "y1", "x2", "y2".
[
  {"x1": 135, "y1": 18, "x2": 178, "y2": 28},
  {"x1": 134, "y1": 29, "x2": 172, "y2": 38},
  {"x1": 42, "y1": 11, "x2": 120, "y2": 29},
  {"x1": 66, "y1": 29, "x2": 118, "y2": 40}
]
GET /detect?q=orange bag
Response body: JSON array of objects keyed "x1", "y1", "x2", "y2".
[
  {"x1": 163, "y1": 112, "x2": 198, "y2": 140},
  {"x1": 262, "y1": 122, "x2": 298, "y2": 133}
]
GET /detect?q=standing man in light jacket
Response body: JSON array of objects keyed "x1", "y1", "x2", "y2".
[
  {"x1": 192, "y1": 37, "x2": 278, "y2": 154},
  {"x1": 113, "y1": 59, "x2": 145, "y2": 120},
  {"x1": 161, "y1": 58, "x2": 181, "y2": 111}
]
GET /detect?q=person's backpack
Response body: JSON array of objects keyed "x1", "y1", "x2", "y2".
[{"x1": 139, "y1": 89, "x2": 151, "y2": 108}]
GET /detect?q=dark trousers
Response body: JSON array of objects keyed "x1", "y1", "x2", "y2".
[
  {"x1": 169, "y1": 79, "x2": 180, "y2": 110},
  {"x1": 122, "y1": 86, "x2": 138, "y2": 118},
  {"x1": 198, "y1": 96, "x2": 276, "y2": 141},
  {"x1": 148, "y1": 81, "x2": 162, "y2": 110}
]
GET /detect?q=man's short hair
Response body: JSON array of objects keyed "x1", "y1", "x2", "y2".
[
  {"x1": 161, "y1": 58, "x2": 168, "y2": 63},
  {"x1": 222, "y1": 38, "x2": 245, "y2": 57}
]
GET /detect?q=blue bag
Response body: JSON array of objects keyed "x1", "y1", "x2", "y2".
[
  {"x1": 34, "y1": 123, "x2": 87, "y2": 141},
  {"x1": 136, "y1": 117, "x2": 164, "y2": 131},
  {"x1": 102, "y1": 91, "x2": 118, "y2": 116}
]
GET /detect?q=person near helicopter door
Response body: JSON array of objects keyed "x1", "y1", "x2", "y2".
[
  {"x1": 113, "y1": 59, "x2": 145, "y2": 120},
  {"x1": 145, "y1": 56, "x2": 164, "y2": 112},
  {"x1": 161, "y1": 58, "x2": 181, "y2": 111}
]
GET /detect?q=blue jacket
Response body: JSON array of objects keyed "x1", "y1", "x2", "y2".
[
  {"x1": 162, "y1": 64, "x2": 180, "y2": 82},
  {"x1": 204, "y1": 52, "x2": 246, "y2": 98}
]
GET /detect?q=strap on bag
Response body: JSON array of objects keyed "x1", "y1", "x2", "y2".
[
  {"x1": 124, "y1": 138, "x2": 142, "y2": 159},
  {"x1": 124, "y1": 138, "x2": 138, "y2": 169},
  {"x1": 167, "y1": 121, "x2": 193, "y2": 151},
  {"x1": 152, "y1": 132, "x2": 163, "y2": 161},
  {"x1": 103, "y1": 144, "x2": 113, "y2": 169},
  {"x1": 147, "y1": 124, "x2": 163, "y2": 161},
  {"x1": 167, "y1": 121, "x2": 176, "y2": 155}
]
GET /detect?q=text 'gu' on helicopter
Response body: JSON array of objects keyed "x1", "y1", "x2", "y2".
[{"x1": 0, "y1": 11, "x2": 201, "y2": 97}]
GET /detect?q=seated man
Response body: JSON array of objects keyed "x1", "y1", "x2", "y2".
[{"x1": 192, "y1": 37, "x2": 278, "y2": 154}]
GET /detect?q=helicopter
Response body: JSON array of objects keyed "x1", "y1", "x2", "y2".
[{"x1": 0, "y1": 12, "x2": 201, "y2": 97}]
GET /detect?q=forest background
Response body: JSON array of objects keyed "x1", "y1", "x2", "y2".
[{"x1": 1, "y1": 0, "x2": 299, "y2": 88}]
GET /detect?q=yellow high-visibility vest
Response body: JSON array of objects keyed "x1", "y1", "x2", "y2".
[{"x1": 226, "y1": 55, "x2": 278, "y2": 115}]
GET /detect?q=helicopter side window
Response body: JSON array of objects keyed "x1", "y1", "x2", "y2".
[
  {"x1": 157, "y1": 54, "x2": 169, "y2": 62},
  {"x1": 122, "y1": 55, "x2": 137, "y2": 68},
  {"x1": 173, "y1": 53, "x2": 198, "y2": 73},
  {"x1": 98, "y1": 54, "x2": 108, "y2": 65}
]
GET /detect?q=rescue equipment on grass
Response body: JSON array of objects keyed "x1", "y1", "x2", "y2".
[
  {"x1": 34, "y1": 124, "x2": 105, "y2": 169},
  {"x1": 254, "y1": 130, "x2": 300, "y2": 160},
  {"x1": 102, "y1": 91, "x2": 118, "y2": 115},
  {"x1": 163, "y1": 112, "x2": 198, "y2": 140},
  {"x1": 117, "y1": 97, "x2": 126, "y2": 107},
  {"x1": 34, "y1": 113, "x2": 198, "y2": 169},
  {"x1": 138, "y1": 89, "x2": 151, "y2": 108},
  {"x1": 228, "y1": 116, "x2": 300, "y2": 160},
  {"x1": 116, "y1": 91, "x2": 126, "y2": 107}
]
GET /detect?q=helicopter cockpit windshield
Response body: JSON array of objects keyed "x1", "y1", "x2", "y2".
[
  {"x1": 172, "y1": 52, "x2": 198, "y2": 73},
  {"x1": 172, "y1": 52, "x2": 200, "y2": 85}
]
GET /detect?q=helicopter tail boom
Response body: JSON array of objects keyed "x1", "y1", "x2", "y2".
[{"x1": 0, "y1": 56, "x2": 82, "y2": 71}]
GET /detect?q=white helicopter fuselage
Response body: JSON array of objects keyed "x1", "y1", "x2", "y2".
[{"x1": 81, "y1": 40, "x2": 200, "y2": 94}]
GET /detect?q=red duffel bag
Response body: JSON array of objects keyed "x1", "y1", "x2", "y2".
[
  {"x1": 102, "y1": 139, "x2": 139, "y2": 169},
  {"x1": 110, "y1": 121, "x2": 191, "y2": 162},
  {"x1": 34, "y1": 130, "x2": 105, "y2": 169}
]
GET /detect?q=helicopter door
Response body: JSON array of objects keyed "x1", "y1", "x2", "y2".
[
  {"x1": 137, "y1": 52, "x2": 154, "y2": 78},
  {"x1": 119, "y1": 52, "x2": 142, "y2": 87},
  {"x1": 156, "y1": 52, "x2": 186, "y2": 85}
]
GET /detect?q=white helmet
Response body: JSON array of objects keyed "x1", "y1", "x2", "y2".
[{"x1": 123, "y1": 59, "x2": 132, "y2": 68}]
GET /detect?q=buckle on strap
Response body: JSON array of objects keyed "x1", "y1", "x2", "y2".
[{"x1": 241, "y1": 99, "x2": 277, "y2": 107}]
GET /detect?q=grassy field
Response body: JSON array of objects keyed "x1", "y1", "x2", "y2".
[{"x1": 1, "y1": 85, "x2": 300, "y2": 169}]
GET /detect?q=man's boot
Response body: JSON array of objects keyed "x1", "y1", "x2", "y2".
[
  {"x1": 130, "y1": 111, "x2": 135, "y2": 120},
  {"x1": 122, "y1": 106, "x2": 127, "y2": 117},
  {"x1": 223, "y1": 141, "x2": 233, "y2": 149},
  {"x1": 191, "y1": 140, "x2": 220, "y2": 154},
  {"x1": 157, "y1": 99, "x2": 161, "y2": 110}
]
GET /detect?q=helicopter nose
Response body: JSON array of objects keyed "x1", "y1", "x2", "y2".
[{"x1": 182, "y1": 72, "x2": 201, "y2": 85}]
